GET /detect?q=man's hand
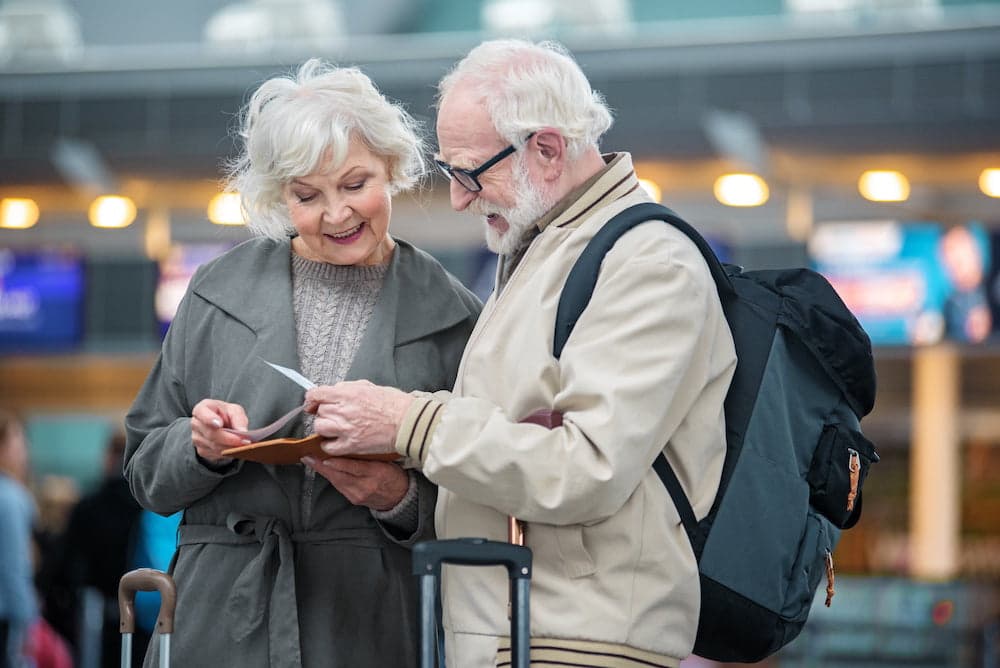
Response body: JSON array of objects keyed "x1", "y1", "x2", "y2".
[
  {"x1": 191, "y1": 399, "x2": 250, "y2": 464},
  {"x1": 304, "y1": 380, "x2": 414, "y2": 456},
  {"x1": 301, "y1": 457, "x2": 409, "y2": 511}
]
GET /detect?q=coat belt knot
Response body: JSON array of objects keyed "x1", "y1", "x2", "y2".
[{"x1": 224, "y1": 512, "x2": 303, "y2": 668}]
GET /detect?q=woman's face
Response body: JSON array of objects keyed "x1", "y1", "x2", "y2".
[{"x1": 283, "y1": 137, "x2": 395, "y2": 266}]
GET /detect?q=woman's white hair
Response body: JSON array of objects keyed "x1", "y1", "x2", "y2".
[
  {"x1": 437, "y1": 39, "x2": 613, "y2": 158},
  {"x1": 228, "y1": 59, "x2": 426, "y2": 239}
]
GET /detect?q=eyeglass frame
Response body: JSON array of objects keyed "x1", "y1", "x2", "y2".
[{"x1": 434, "y1": 132, "x2": 535, "y2": 193}]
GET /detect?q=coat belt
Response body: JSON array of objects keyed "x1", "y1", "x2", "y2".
[{"x1": 178, "y1": 513, "x2": 384, "y2": 668}]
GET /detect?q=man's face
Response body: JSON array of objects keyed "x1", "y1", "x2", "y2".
[
  {"x1": 437, "y1": 86, "x2": 553, "y2": 253},
  {"x1": 472, "y1": 154, "x2": 552, "y2": 254}
]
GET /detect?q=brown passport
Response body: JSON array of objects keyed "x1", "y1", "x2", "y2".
[{"x1": 221, "y1": 433, "x2": 401, "y2": 466}]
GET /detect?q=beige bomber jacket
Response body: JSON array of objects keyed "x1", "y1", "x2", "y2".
[{"x1": 396, "y1": 154, "x2": 737, "y2": 667}]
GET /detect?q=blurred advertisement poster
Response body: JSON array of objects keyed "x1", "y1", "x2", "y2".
[
  {"x1": 809, "y1": 221, "x2": 992, "y2": 346},
  {"x1": 155, "y1": 242, "x2": 232, "y2": 335}
]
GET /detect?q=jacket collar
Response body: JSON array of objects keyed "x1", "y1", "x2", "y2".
[{"x1": 539, "y1": 152, "x2": 640, "y2": 231}]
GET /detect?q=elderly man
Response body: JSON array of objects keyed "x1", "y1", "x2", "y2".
[{"x1": 304, "y1": 39, "x2": 736, "y2": 668}]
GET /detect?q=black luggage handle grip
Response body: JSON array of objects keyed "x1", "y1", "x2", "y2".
[
  {"x1": 412, "y1": 538, "x2": 532, "y2": 579},
  {"x1": 118, "y1": 568, "x2": 177, "y2": 634}
]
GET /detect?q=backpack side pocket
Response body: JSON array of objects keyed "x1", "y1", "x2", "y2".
[{"x1": 807, "y1": 423, "x2": 879, "y2": 529}]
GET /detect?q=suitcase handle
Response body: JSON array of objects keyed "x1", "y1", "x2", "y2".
[
  {"x1": 412, "y1": 538, "x2": 532, "y2": 578},
  {"x1": 413, "y1": 539, "x2": 532, "y2": 668},
  {"x1": 119, "y1": 568, "x2": 177, "y2": 634}
]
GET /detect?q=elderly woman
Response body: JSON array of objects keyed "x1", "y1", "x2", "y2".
[{"x1": 124, "y1": 60, "x2": 481, "y2": 668}]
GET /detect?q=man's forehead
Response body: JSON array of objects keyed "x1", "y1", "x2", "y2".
[{"x1": 436, "y1": 90, "x2": 499, "y2": 157}]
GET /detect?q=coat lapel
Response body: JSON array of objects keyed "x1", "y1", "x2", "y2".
[
  {"x1": 191, "y1": 239, "x2": 304, "y2": 484},
  {"x1": 346, "y1": 253, "x2": 400, "y2": 387},
  {"x1": 346, "y1": 240, "x2": 476, "y2": 386}
]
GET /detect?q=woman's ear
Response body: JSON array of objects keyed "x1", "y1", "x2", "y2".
[{"x1": 529, "y1": 129, "x2": 565, "y2": 183}]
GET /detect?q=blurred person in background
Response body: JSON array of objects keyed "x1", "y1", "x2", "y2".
[
  {"x1": 38, "y1": 432, "x2": 142, "y2": 668},
  {"x1": 124, "y1": 59, "x2": 481, "y2": 668},
  {"x1": 0, "y1": 410, "x2": 37, "y2": 668},
  {"x1": 939, "y1": 225, "x2": 992, "y2": 343}
]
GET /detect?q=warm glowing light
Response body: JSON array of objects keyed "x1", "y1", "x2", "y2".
[
  {"x1": 713, "y1": 173, "x2": 769, "y2": 207},
  {"x1": 207, "y1": 192, "x2": 245, "y2": 225},
  {"x1": 858, "y1": 170, "x2": 910, "y2": 202},
  {"x1": 89, "y1": 195, "x2": 137, "y2": 228},
  {"x1": 979, "y1": 168, "x2": 1000, "y2": 198},
  {"x1": 0, "y1": 198, "x2": 40, "y2": 229},
  {"x1": 637, "y1": 178, "x2": 662, "y2": 203}
]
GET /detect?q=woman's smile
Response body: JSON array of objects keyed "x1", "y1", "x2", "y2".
[{"x1": 327, "y1": 222, "x2": 366, "y2": 244}]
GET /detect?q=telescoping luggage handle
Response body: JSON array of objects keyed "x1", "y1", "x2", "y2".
[
  {"x1": 118, "y1": 568, "x2": 176, "y2": 668},
  {"x1": 412, "y1": 538, "x2": 533, "y2": 668}
]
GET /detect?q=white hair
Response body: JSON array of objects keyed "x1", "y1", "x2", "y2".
[
  {"x1": 228, "y1": 59, "x2": 426, "y2": 239},
  {"x1": 437, "y1": 39, "x2": 613, "y2": 158}
]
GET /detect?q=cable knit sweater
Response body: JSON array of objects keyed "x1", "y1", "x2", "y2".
[{"x1": 290, "y1": 252, "x2": 418, "y2": 530}]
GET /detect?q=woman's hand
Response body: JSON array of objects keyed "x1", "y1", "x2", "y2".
[
  {"x1": 191, "y1": 399, "x2": 250, "y2": 464},
  {"x1": 302, "y1": 456, "x2": 409, "y2": 511}
]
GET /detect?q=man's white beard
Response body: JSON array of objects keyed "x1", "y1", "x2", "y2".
[{"x1": 477, "y1": 160, "x2": 554, "y2": 255}]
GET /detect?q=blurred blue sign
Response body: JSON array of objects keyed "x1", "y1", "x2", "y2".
[{"x1": 0, "y1": 248, "x2": 85, "y2": 353}]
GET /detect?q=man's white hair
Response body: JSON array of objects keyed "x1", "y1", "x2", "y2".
[
  {"x1": 228, "y1": 58, "x2": 426, "y2": 240},
  {"x1": 437, "y1": 39, "x2": 613, "y2": 158}
]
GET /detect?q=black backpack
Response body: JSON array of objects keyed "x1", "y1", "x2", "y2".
[{"x1": 553, "y1": 202, "x2": 879, "y2": 663}]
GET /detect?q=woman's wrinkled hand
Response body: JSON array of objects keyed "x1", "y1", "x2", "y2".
[
  {"x1": 302, "y1": 456, "x2": 409, "y2": 511},
  {"x1": 191, "y1": 398, "x2": 250, "y2": 465}
]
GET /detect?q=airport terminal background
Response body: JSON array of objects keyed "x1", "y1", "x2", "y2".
[{"x1": 1, "y1": 0, "x2": 1000, "y2": 665}]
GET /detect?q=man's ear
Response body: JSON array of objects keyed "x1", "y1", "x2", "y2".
[{"x1": 529, "y1": 129, "x2": 565, "y2": 183}]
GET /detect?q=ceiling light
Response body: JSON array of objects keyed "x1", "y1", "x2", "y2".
[
  {"x1": 0, "y1": 198, "x2": 40, "y2": 229},
  {"x1": 979, "y1": 168, "x2": 1000, "y2": 198},
  {"x1": 713, "y1": 173, "x2": 769, "y2": 207},
  {"x1": 207, "y1": 192, "x2": 245, "y2": 225},
  {"x1": 89, "y1": 195, "x2": 137, "y2": 229},
  {"x1": 858, "y1": 170, "x2": 909, "y2": 202}
]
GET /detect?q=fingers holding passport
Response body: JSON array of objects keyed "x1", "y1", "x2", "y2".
[{"x1": 192, "y1": 398, "x2": 250, "y2": 463}]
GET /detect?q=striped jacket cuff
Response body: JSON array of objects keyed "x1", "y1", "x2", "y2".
[{"x1": 394, "y1": 396, "x2": 444, "y2": 465}]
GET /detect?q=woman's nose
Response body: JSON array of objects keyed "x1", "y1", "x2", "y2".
[{"x1": 323, "y1": 200, "x2": 352, "y2": 225}]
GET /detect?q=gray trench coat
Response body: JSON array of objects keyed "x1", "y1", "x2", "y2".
[{"x1": 124, "y1": 237, "x2": 481, "y2": 668}]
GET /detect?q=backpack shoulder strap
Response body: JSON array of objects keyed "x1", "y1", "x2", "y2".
[
  {"x1": 553, "y1": 202, "x2": 732, "y2": 553},
  {"x1": 553, "y1": 202, "x2": 734, "y2": 358}
]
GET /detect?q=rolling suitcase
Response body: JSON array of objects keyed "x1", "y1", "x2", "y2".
[
  {"x1": 412, "y1": 538, "x2": 533, "y2": 668},
  {"x1": 118, "y1": 568, "x2": 176, "y2": 668}
]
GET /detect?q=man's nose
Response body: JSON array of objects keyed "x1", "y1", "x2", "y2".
[{"x1": 449, "y1": 179, "x2": 476, "y2": 212}]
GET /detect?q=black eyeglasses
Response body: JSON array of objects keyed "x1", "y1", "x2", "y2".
[{"x1": 434, "y1": 133, "x2": 534, "y2": 193}]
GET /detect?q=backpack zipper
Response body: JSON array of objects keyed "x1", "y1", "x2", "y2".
[{"x1": 846, "y1": 448, "x2": 861, "y2": 512}]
